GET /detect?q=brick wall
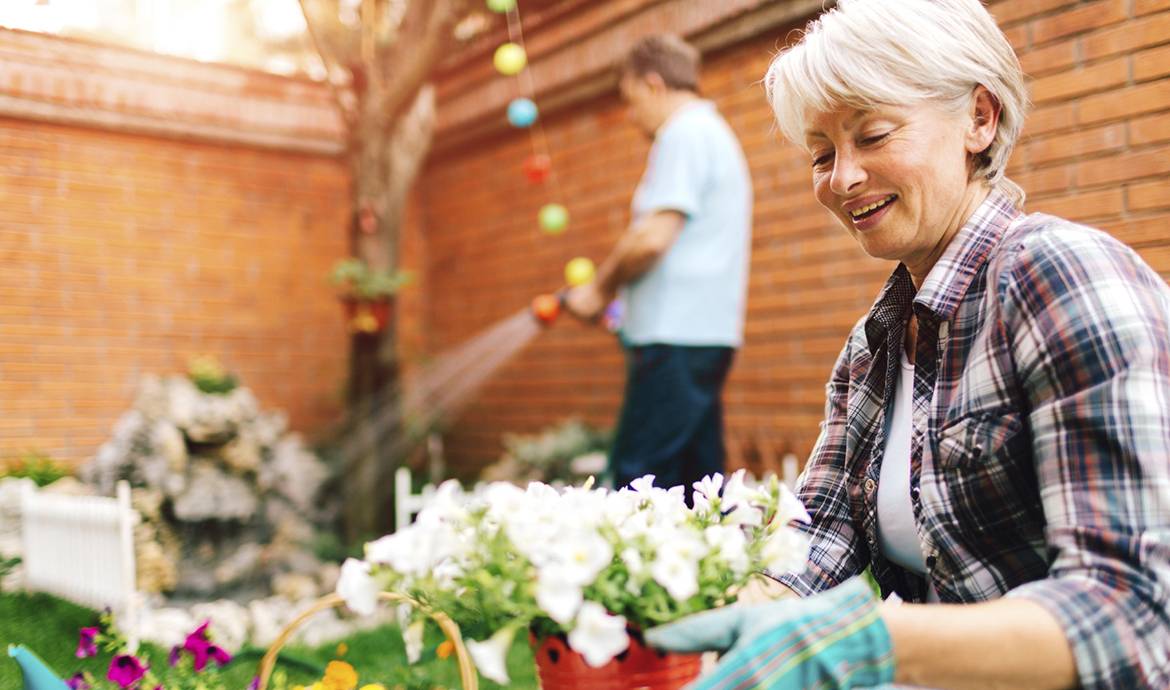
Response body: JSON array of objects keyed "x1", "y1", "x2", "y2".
[
  {"x1": 0, "y1": 29, "x2": 350, "y2": 466},
  {"x1": 416, "y1": 0, "x2": 1170, "y2": 479}
]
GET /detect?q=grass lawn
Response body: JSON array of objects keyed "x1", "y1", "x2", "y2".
[{"x1": 1, "y1": 591, "x2": 539, "y2": 689}]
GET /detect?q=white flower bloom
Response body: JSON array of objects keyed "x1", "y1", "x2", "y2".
[
  {"x1": 705, "y1": 525, "x2": 750, "y2": 576},
  {"x1": 762, "y1": 526, "x2": 811, "y2": 575},
  {"x1": 403, "y1": 619, "x2": 425, "y2": 664},
  {"x1": 722, "y1": 469, "x2": 764, "y2": 527},
  {"x1": 466, "y1": 626, "x2": 516, "y2": 685},
  {"x1": 773, "y1": 482, "x2": 812, "y2": 525},
  {"x1": 336, "y1": 558, "x2": 378, "y2": 616},
  {"x1": 693, "y1": 473, "x2": 724, "y2": 502},
  {"x1": 552, "y1": 530, "x2": 613, "y2": 586},
  {"x1": 628, "y1": 474, "x2": 657, "y2": 494},
  {"x1": 569, "y1": 601, "x2": 629, "y2": 668},
  {"x1": 651, "y1": 551, "x2": 699, "y2": 601},
  {"x1": 536, "y1": 565, "x2": 584, "y2": 624}
]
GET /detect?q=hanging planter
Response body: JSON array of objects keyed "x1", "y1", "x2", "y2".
[
  {"x1": 531, "y1": 630, "x2": 701, "y2": 690},
  {"x1": 329, "y1": 258, "x2": 412, "y2": 335},
  {"x1": 341, "y1": 296, "x2": 393, "y2": 334}
]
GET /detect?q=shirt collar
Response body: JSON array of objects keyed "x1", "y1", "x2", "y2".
[{"x1": 864, "y1": 188, "x2": 1022, "y2": 354}]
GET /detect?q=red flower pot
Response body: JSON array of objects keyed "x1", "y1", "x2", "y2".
[
  {"x1": 531, "y1": 630, "x2": 702, "y2": 690},
  {"x1": 342, "y1": 297, "x2": 393, "y2": 334}
]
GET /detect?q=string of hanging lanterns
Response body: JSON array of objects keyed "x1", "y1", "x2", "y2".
[{"x1": 486, "y1": 0, "x2": 594, "y2": 287}]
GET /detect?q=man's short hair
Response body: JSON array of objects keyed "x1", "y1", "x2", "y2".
[{"x1": 621, "y1": 34, "x2": 700, "y2": 93}]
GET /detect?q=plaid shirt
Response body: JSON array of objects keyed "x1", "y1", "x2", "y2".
[{"x1": 775, "y1": 190, "x2": 1170, "y2": 689}]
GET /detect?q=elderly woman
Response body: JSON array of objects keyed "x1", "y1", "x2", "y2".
[{"x1": 646, "y1": 0, "x2": 1170, "y2": 689}]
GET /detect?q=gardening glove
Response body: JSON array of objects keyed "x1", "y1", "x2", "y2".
[{"x1": 645, "y1": 576, "x2": 895, "y2": 690}]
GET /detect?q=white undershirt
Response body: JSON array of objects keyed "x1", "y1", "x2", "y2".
[{"x1": 877, "y1": 352, "x2": 937, "y2": 598}]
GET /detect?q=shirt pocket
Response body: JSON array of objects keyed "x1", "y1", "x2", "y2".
[{"x1": 933, "y1": 411, "x2": 1043, "y2": 535}]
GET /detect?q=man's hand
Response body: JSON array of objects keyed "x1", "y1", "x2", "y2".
[
  {"x1": 645, "y1": 577, "x2": 894, "y2": 690},
  {"x1": 564, "y1": 282, "x2": 607, "y2": 321}
]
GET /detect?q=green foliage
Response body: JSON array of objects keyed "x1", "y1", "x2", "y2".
[
  {"x1": 490, "y1": 418, "x2": 611, "y2": 484},
  {"x1": 0, "y1": 556, "x2": 20, "y2": 591},
  {"x1": 187, "y1": 355, "x2": 239, "y2": 395},
  {"x1": 0, "y1": 590, "x2": 538, "y2": 689},
  {"x1": 329, "y1": 258, "x2": 413, "y2": 300},
  {"x1": 1, "y1": 451, "x2": 69, "y2": 486}
]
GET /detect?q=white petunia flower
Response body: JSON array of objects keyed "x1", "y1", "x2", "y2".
[
  {"x1": 705, "y1": 525, "x2": 750, "y2": 576},
  {"x1": 536, "y1": 565, "x2": 584, "y2": 624},
  {"x1": 773, "y1": 482, "x2": 812, "y2": 525},
  {"x1": 569, "y1": 601, "x2": 629, "y2": 668},
  {"x1": 403, "y1": 619, "x2": 425, "y2": 664},
  {"x1": 722, "y1": 469, "x2": 764, "y2": 527},
  {"x1": 466, "y1": 626, "x2": 517, "y2": 685},
  {"x1": 336, "y1": 558, "x2": 378, "y2": 616},
  {"x1": 552, "y1": 530, "x2": 613, "y2": 586},
  {"x1": 651, "y1": 551, "x2": 699, "y2": 601},
  {"x1": 761, "y1": 525, "x2": 811, "y2": 575}
]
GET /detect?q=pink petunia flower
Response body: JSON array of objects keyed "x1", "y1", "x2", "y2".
[
  {"x1": 65, "y1": 672, "x2": 91, "y2": 689},
  {"x1": 75, "y1": 627, "x2": 99, "y2": 658},
  {"x1": 106, "y1": 654, "x2": 147, "y2": 689}
]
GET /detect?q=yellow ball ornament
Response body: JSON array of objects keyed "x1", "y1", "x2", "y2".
[
  {"x1": 486, "y1": 0, "x2": 517, "y2": 12},
  {"x1": 493, "y1": 43, "x2": 527, "y2": 76},
  {"x1": 539, "y1": 203, "x2": 569, "y2": 234},
  {"x1": 564, "y1": 257, "x2": 596, "y2": 287}
]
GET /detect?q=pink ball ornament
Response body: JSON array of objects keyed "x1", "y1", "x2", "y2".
[{"x1": 523, "y1": 154, "x2": 551, "y2": 184}]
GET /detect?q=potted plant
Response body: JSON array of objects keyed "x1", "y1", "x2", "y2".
[
  {"x1": 329, "y1": 259, "x2": 412, "y2": 335},
  {"x1": 335, "y1": 471, "x2": 811, "y2": 689}
]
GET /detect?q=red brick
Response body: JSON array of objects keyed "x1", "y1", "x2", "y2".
[
  {"x1": 1078, "y1": 145, "x2": 1170, "y2": 185},
  {"x1": 1084, "y1": 12, "x2": 1170, "y2": 60},
  {"x1": 1023, "y1": 103, "x2": 1078, "y2": 138},
  {"x1": 1032, "y1": 0, "x2": 1127, "y2": 45},
  {"x1": 1030, "y1": 56, "x2": 1127, "y2": 103},
  {"x1": 1079, "y1": 80, "x2": 1170, "y2": 124},
  {"x1": 1135, "y1": 0, "x2": 1170, "y2": 15},
  {"x1": 1025, "y1": 123, "x2": 1126, "y2": 165},
  {"x1": 1129, "y1": 180, "x2": 1170, "y2": 211},
  {"x1": 1134, "y1": 44, "x2": 1170, "y2": 82},
  {"x1": 1131, "y1": 112, "x2": 1170, "y2": 145},
  {"x1": 1020, "y1": 39, "x2": 1080, "y2": 77},
  {"x1": 1030, "y1": 187, "x2": 1124, "y2": 221},
  {"x1": 989, "y1": 0, "x2": 1078, "y2": 26}
]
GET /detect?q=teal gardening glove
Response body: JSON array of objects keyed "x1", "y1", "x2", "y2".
[{"x1": 645, "y1": 576, "x2": 895, "y2": 690}]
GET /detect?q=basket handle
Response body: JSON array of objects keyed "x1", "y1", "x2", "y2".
[{"x1": 255, "y1": 591, "x2": 479, "y2": 690}]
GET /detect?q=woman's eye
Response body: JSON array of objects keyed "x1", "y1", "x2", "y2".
[
  {"x1": 860, "y1": 133, "x2": 889, "y2": 146},
  {"x1": 812, "y1": 152, "x2": 833, "y2": 169}
]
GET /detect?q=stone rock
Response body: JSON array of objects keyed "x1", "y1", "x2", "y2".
[
  {"x1": 219, "y1": 434, "x2": 261, "y2": 474},
  {"x1": 260, "y1": 436, "x2": 328, "y2": 515},
  {"x1": 213, "y1": 542, "x2": 265, "y2": 588},
  {"x1": 151, "y1": 421, "x2": 187, "y2": 473},
  {"x1": 133, "y1": 375, "x2": 169, "y2": 421},
  {"x1": 248, "y1": 596, "x2": 296, "y2": 648},
  {"x1": 41, "y1": 476, "x2": 95, "y2": 496},
  {"x1": 171, "y1": 460, "x2": 257, "y2": 522},
  {"x1": 252, "y1": 411, "x2": 288, "y2": 450},
  {"x1": 137, "y1": 606, "x2": 196, "y2": 649},
  {"x1": 272, "y1": 572, "x2": 319, "y2": 601},
  {"x1": 189, "y1": 599, "x2": 250, "y2": 653},
  {"x1": 317, "y1": 562, "x2": 341, "y2": 593},
  {"x1": 136, "y1": 538, "x2": 178, "y2": 594}
]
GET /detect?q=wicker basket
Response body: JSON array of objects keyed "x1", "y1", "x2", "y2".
[{"x1": 254, "y1": 592, "x2": 478, "y2": 690}]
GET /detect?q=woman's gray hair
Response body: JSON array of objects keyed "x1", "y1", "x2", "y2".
[{"x1": 765, "y1": 0, "x2": 1029, "y2": 204}]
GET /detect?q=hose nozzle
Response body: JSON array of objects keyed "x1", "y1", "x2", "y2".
[{"x1": 531, "y1": 292, "x2": 564, "y2": 326}]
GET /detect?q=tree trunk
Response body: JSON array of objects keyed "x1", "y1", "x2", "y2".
[{"x1": 342, "y1": 85, "x2": 437, "y2": 540}]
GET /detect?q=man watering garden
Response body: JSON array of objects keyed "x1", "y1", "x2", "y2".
[{"x1": 564, "y1": 34, "x2": 753, "y2": 503}]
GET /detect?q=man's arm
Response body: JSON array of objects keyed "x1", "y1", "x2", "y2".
[
  {"x1": 883, "y1": 599, "x2": 1077, "y2": 690},
  {"x1": 564, "y1": 210, "x2": 685, "y2": 320}
]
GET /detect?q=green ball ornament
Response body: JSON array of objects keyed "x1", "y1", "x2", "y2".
[
  {"x1": 486, "y1": 0, "x2": 517, "y2": 12},
  {"x1": 539, "y1": 204, "x2": 569, "y2": 234},
  {"x1": 493, "y1": 43, "x2": 527, "y2": 76}
]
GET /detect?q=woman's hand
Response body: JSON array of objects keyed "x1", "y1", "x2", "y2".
[{"x1": 645, "y1": 577, "x2": 894, "y2": 690}]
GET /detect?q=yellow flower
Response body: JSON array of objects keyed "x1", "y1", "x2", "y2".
[
  {"x1": 322, "y1": 660, "x2": 359, "y2": 690},
  {"x1": 359, "y1": 685, "x2": 386, "y2": 690},
  {"x1": 436, "y1": 640, "x2": 454, "y2": 660}
]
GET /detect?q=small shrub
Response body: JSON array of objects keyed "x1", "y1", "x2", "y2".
[
  {"x1": 187, "y1": 355, "x2": 239, "y2": 395},
  {"x1": 2, "y1": 452, "x2": 69, "y2": 487}
]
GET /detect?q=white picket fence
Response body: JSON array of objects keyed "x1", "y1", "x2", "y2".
[{"x1": 20, "y1": 480, "x2": 140, "y2": 649}]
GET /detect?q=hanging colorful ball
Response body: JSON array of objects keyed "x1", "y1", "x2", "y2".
[
  {"x1": 539, "y1": 204, "x2": 569, "y2": 234},
  {"x1": 507, "y1": 98, "x2": 539, "y2": 128},
  {"x1": 493, "y1": 43, "x2": 527, "y2": 76},
  {"x1": 523, "y1": 154, "x2": 551, "y2": 184},
  {"x1": 564, "y1": 257, "x2": 596, "y2": 286},
  {"x1": 486, "y1": 0, "x2": 517, "y2": 12}
]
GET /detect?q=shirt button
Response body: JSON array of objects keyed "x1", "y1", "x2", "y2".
[
  {"x1": 910, "y1": 486, "x2": 921, "y2": 500},
  {"x1": 864, "y1": 478, "x2": 876, "y2": 494}
]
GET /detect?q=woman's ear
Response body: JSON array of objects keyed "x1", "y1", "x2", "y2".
[{"x1": 966, "y1": 85, "x2": 1001, "y2": 155}]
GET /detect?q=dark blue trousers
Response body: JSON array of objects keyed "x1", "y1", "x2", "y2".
[{"x1": 610, "y1": 344, "x2": 735, "y2": 501}]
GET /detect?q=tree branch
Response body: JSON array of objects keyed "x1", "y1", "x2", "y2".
[
  {"x1": 298, "y1": 0, "x2": 359, "y2": 130},
  {"x1": 371, "y1": 0, "x2": 470, "y2": 125}
]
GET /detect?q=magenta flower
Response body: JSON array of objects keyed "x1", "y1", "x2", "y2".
[
  {"x1": 65, "y1": 673, "x2": 91, "y2": 690},
  {"x1": 176, "y1": 619, "x2": 232, "y2": 671},
  {"x1": 75, "y1": 627, "x2": 99, "y2": 658},
  {"x1": 106, "y1": 654, "x2": 147, "y2": 689},
  {"x1": 167, "y1": 644, "x2": 181, "y2": 667},
  {"x1": 248, "y1": 677, "x2": 261, "y2": 690}
]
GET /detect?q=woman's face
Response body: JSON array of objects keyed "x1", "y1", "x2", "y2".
[{"x1": 806, "y1": 98, "x2": 993, "y2": 280}]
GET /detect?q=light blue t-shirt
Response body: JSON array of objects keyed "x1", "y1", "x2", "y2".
[{"x1": 621, "y1": 100, "x2": 752, "y2": 347}]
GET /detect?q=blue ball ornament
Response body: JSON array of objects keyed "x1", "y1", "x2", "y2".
[{"x1": 507, "y1": 98, "x2": 539, "y2": 128}]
